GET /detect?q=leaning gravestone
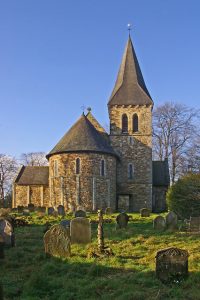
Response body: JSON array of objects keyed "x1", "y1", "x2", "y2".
[
  {"x1": 70, "y1": 217, "x2": 91, "y2": 244},
  {"x1": 156, "y1": 247, "x2": 189, "y2": 283},
  {"x1": 140, "y1": 208, "x2": 150, "y2": 217},
  {"x1": 44, "y1": 224, "x2": 71, "y2": 258},
  {"x1": 0, "y1": 235, "x2": 4, "y2": 259},
  {"x1": 57, "y1": 205, "x2": 65, "y2": 216},
  {"x1": 153, "y1": 216, "x2": 166, "y2": 230},
  {"x1": 28, "y1": 203, "x2": 35, "y2": 212},
  {"x1": 189, "y1": 216, "x2": 200, "y2": 232},
  {"x1": 116, "y1": 213, "x2": 129, "y2": 229},
  {"x1": 74, "y1": 210, "x2": 86, "y2": 218},
  {"x1": 166, "y1": 211, "x2": 178, "y2": 230},
  {"x1": 105, "y1": 207, "x2": 113, "y2": 215},
  {"x1": 0, "y1": 219, "x2": 14, "y2": 247},
  {"x1": 47, "y1": 207, "x2": 54, "y2": 215}
]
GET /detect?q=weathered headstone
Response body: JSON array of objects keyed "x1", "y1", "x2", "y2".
[
  {"x1": 70, "y1": 217, "x2": 91, "y2": 244},
  {"x1": 28, "y1": 203, "x2": 35, "y2": 212},
  {"x1": 60, "y1": 219, "x2": 71, "y2": 228},
  {"x1": 0, "y1": 235, "x2": 4, "y2": 259},
  {"x1": 189, "y1": 216, "x2": 200, "y2": 232},
  {"x1": 44, "y1": 224, "x2": 71, "y2": 258},
  {"x1": 156, "y1": 247, "x2": 189, "y2": 283},
  {"x1": 47, "y1": 207, "x2": 54, "y2": 215},
  {"x1": 57, "y1": 205, "x2": 65, "y2": 216},
  {"x1": 140, "y1": 208, "x2": 151, "y2": 217},
  {"x1": 0, "y1": 219, "x2": 14, "y2": 246},
  {"x1": 23, "y1": 209, "x2": 30, "y2": 216},
  {"x1": 153, "y1": 216, "x2": 166, "y2": 230},
  {"x1": 166, "y1": 211, "x2": 178, "y2": 230},
  {"x1": 116, "y1": 213, "x2": 129, "y2": 229},
  {"x1": 105, "y1": 207, "x2": 113, "y2": 215},
  {"x1": 74, "y1": 210, "x2": 86, "y2": 218}
]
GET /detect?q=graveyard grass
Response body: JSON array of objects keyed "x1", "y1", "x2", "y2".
[{"x1": 2, "y1": 213, "x2": 200, "y2": 300}]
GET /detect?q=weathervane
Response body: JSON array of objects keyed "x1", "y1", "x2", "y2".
[{"x1": 127, "y1": 23, "x2": 132, "y2": 35}]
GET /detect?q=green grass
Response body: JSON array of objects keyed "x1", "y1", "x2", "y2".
[{"x1": 1, "y1": 213, "x2": 200, "y2": 300}]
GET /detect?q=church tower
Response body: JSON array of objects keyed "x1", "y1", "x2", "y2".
[{"x1": 108, "y1": 36, "x2": 154, "y2": 212}]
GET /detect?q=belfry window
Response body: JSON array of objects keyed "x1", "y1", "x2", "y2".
[
  {"x1": 128, "y1": 163, "x2": 134, "y2": 180},
  {"x1": 54, "y1": 160, "x2": 58, "y2": 177},
  {"x1": 122, "y1": 114, "x2": 128, "y2": 133},
  {"x1": 76, "y1": 158, "x2": 81, "y2": 174},
  {"x1": 100, "y1": 159, "x2": 106, "y2": 176},
  {"x1": 133, "y1": 114, "x2": 139, "y2": 132}
]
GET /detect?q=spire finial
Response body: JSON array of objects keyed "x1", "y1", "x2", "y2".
[
  {"x1": 81, "y1": 105, "x2": 86, "y2": 115},
  {"x1": 127, "y1": 23, "x2": 132, "y2": 36}
]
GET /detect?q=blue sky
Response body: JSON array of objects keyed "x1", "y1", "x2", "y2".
[{"x1": 0, "y1": 0, "x2": 200, "y2": 158}]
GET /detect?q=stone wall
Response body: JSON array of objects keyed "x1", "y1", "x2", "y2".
[
  {"x1": 109, "y1": 104, "x2": 153, "y2": 211},
  {"x1": 49, "y1": 152, "x2": 117, "y2": 211},
  {"x1": 13, "y1": 184, "x2": 49, "y2": 208}
]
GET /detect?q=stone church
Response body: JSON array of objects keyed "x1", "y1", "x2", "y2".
[{"x1": 13, "y1": 36, "x2": 170, "y2": 212}]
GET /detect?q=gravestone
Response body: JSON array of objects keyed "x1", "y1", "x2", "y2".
[
  {"x1": 116, "y1": 213, "x2": 129, "y2": 229},
  {"x1": 74, "y1": 210, "x2": 86, "y2": 218},
  {"x1": 0, "y1": 219, "x2": 14, "y2": 246},
  {"x1": 166, "y1": 211, "x2": 178, "y2": 230},
  {"x1": 156, "y1": 247, "x2": 189, "y2": 283},
  {"x1": 189, "y1": 217, "x2": 200, "y2": 232},
  {"x1": 57, "y1": 205, "x2": 65, "y2": 216},
  {"x1": 60, "y1": 219, "x2": 71, "y2": 228},
  {"x1": 47, "y1": 207, "x2": 54, "y2": 215},
  {"x1": 153, "y1": 216, "x2": 166, "y2": 230},
  {"x1": 0, "y1": 235, "x2": 4, "y2": 259},
  {"x1": 17, "y1": 206, "x2": 24, "y2": 213},
  {"x1": 23, "y1": 209, "x2": 30, "y2": 216},
  {"x1": 70, "y1": 217, "x2": 91, "y2": 244},
  {"x1": 140, "y1": 208, "x2": 150, "y2": 217},
  {"x1": 105, "y1": 207, "x2": 113, "y2": 215},
  {"x1": 44, "y1": 224, "x2": 71, "y2": 258},
  {"x1": 28, "y1": 203, "x2": 35, "y2": 212}
]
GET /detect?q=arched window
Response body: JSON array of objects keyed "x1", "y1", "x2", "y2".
[
  {"x1": 100, "y1": 159, "x2": 105, "y2": 176},
  {"x1": 76, "y1": 158, "x2": 80, "y2": 174},
  {"x1": 133, "y1": 114, "x2": 139, "y2": 132},
  {"x1": 128, "y1": 163, "x2": 134, "y2": 180},
  {"x1": 122, "y1": 114, "x2": 128, "y2": 133}
]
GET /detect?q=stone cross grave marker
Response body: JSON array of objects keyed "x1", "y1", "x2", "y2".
[
  {"x1": 153, "y1": 216, "x2": 166, "y2": 230},
  {"x1": 166, "y1": 211, "x2": 178, "y2": 230},
  {"x1": 0, "y1": 235, "x2": 4, "y2": 259},
  {"x1": 116, "y1": 212, "x2": 129, "y2": 229},
  {"x1": 156, "y1": 247, "x2": 189, "y2": 283},
  {"x1": 0, "y1": 219, "x2": 14, "y2": 247},
  {"x1": 70, "y1": 217, "x2": 91, "y2": 244},
  {"x1": 74, "y1": 210, "x2": 86, "y2": 218},
  {"x1": 44, "y1": 224, "x2": 71, "y2": 258}
]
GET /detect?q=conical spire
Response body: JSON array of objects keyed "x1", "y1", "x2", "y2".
[{"x1": 108, "y1": 36, "x2": 153, "y2": 106}]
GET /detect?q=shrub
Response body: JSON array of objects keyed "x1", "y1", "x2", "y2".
[{"x1": 167, "y1": 173, "x2": 200, "y2": 219}]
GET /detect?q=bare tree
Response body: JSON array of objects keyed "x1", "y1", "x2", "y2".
[
  {"x1": 20, "y1": 152, "x2": 48, "y2": 166},
  {"x1": 0, "y1": 154, "x2": 18, "y2": 207},
  {"x1": 153, "y1": 102, "x2": 200, "y2": 183}
]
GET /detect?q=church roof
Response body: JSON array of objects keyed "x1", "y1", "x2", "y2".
[
  {"x1": 152, "y1": 160, "x2": 170, "y2": 186},
  {"x1": 108, "y1": 36, "x2": 153, "y2": 107},
  {"x1": 46, "y1": 114, "x2": 118, "y2": 159},
  {"x1": 14, "y1": 166, "x2": 49, "y2": 185}
]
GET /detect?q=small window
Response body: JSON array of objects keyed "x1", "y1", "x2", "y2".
[
  {"x1": 122, "y1": 114, "x2": 128, "y2": 133},
  {"x1": 76, "y1": 158, "x2": 80, "y2": 174},
  {"x1": 133, "y1": 114, "x2": 139, "y2": 132},
  {"x1": 100, "y1": 159, "x2": 106, "y2": 176},
  {"x1": 128, "y1": 136, "x2": 134, "y2": 145},
  {"x1": 128, "y1": 163, "x2": 134, "y2": 180},
  {"x1": 54, "y1": 160, "x2": 58, "y2": 177}
]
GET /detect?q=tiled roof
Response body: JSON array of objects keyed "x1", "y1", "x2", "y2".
[
  {"x1": 14, "y1": 166, "x2": 49, "y2": 185},
  {"x1": 108, "y1": 36, "x2": 153, "y2": 107}
]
